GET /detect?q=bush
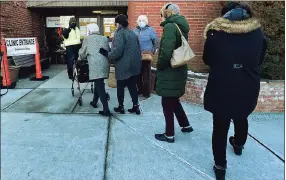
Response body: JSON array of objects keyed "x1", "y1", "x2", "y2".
[
  {"x1": 250, "y1": 2, "x2": 284, "y2": 80},
  {"x1": 220, "y1": 2, "x2": 284, "y2": 80}
]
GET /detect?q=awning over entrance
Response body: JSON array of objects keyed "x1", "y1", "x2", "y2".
[{"x1": 27, "y1": 0, "x2": 128, "y2": 8}]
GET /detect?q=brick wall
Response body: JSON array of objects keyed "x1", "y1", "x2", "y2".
[
  {"x1": 150, "y1": 71, "x2": 285, "y2": 112},
  {"x1": 255, "y1": 81, "x2": 285, "y2": 112},
  {"x1": 128, "y1": 1, "x2": 221, "y2": 72},
  {"x1": 0, "y1": 1, "x2": 42, "y2": 45}
]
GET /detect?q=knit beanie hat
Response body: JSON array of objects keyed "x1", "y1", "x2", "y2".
[
  {"x1": 69, "y1": 17, "x2": 76, "y2": 24},
  {"x1": 87, "y1": 23, "x2": 99, "y2": 35},
  {"x1": 161, "y1": 3, "x2": 180, "y2": 18},
  {"x1": 166, "y1": 4, "x2": 180, "y2": 15},
  {"x1": 115, "y1": 14, "x2": 129, "y2": 27}
]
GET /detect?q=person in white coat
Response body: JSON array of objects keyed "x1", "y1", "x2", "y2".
[{"x1": 78, "y1": 24, "x2": 111, "y2": 116}]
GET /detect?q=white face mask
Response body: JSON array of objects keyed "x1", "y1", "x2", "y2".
[{"x1": 138, "y1": 21, "x2": 146, "y2": 28}]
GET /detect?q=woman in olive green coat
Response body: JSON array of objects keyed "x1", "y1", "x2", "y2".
[{"x1": 155, "y1": 3, "x2": 194, "y2": 143}]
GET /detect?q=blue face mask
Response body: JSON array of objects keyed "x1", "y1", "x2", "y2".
[{"x1": 139, "y1": 22, "x2": 146, "y2": 28}]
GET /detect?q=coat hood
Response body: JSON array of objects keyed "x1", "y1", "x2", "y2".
[
  {"x1": 160, "y1": 15, "x2": 190, "y2": 33},
  {"x1": 204, "y1": 17, "x2": 261, "y2": 38}
]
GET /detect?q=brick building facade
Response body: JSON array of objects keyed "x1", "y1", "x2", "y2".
[
  {"x1": 0, "y1": 1, "x2": 42, "y2": 44},
  {"x1": 1, "y1": 1, "x2": 283, "y2": 112},
  {"x1": 128, "y1": 1, "x2": 221, "y2": 71},
  {"x1": 1, "y1": 1, "x2": 222, "y2": 72}
]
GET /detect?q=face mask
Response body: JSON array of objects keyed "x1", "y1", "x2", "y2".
[{"x1": 138, "y1": 21, "x2": 146, "y2": 28}]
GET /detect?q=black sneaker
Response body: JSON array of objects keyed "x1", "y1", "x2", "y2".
[
  {"x1": 229, "y1": 136, "x2": 243, "y2": 156},
  {"x1": 114, "y1": 105, "x2": 125, "y2": 114},
  {"x1": 213, "y1": 165, "x2": 226, "y2": 180},
  {"x1": 181, "y1": 126, "x2": 194, "y2": 133},
  {"x1": 154, "y1": 134, "x2": 175, "y2": 143},
  {"x1": 90, "y1": 101, "x2": 98, "y2": 108},
  {"x1": 128, "y1": 105, "x2": 141, "y2": 115},
  {"x1": 99, "y1": 110, "x2": 111, "y2": 117}
]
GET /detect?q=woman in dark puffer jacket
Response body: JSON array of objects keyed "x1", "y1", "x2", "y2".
[{"x1": 203, "y1": 2, "x2": 267, "y2": 180}]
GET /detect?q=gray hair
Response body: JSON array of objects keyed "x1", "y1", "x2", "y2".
[{"x1": 137, "y1": 15, "x2": 148, "y2": 25}]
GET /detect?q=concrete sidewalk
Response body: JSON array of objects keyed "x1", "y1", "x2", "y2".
[{"x1": 1, "y1": 65, "x2": 284, "y2": 180}]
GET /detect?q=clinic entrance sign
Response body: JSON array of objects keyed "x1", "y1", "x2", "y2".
[
  {"x1": 4, "y1": 37, "x2": 49, "y2": 81},
  {"x1": 5, "y1": 38, "x2": 36, "y2": 56}
]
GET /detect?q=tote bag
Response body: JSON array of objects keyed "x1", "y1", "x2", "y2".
[{"x1": 171, "y1": 23, "x2": 195, "y2": 68}]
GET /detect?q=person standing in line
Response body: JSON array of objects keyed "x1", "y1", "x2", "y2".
[
  {"x1": 133, "y1": 15, "x2": 158, "y2": 98},
  {"x1": 203, "y1": 2, "x2": 267, "y2": 180},
  {"x1": 78, "y1": 24, "x2": 111, "y2": 117},
  {"x1": 62, "y1": 17, "x2": 81, "y2": 79},
  {"x1": 99, "y1": 14, "x2": 142, "y2": 115},
  {"x1": 154, "y1": 3, "x2": 194, "y2": 143}
]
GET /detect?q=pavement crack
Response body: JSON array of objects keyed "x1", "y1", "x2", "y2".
[
  {"x1": 71, "y1": 89, "x2": 86, "y2": 114},
  {"x1": 2, "y1": 88, "x2": 36, "y2": 111},
  {"x1": 103, "y1": 115, "x2": 112, "y2": 180}
]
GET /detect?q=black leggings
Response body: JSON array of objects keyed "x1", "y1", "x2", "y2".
[
  {"x1": 212, "y1": 114, "x2": 248, "y2": 167},
  {"x1": 92, "y1": 78, "x2": 109, "y2": 112},
  {"x1": 117, "y1": 76, "x2": 139, "y2": 106}
]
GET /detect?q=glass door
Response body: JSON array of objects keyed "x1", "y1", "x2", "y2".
[
  {"x1": 79, "y1": 17, "x2": 98, "y2": 39},
  {"x1": 102, "y1": 17, "x2": 116, "y2": 38}
]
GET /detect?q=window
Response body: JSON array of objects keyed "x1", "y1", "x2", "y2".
[
  {"x1": 79, "y1": 18, "x2": 98, "y2": 39},
  {"x1": 103, "y1": 18, "x2": 116, "y2": 37}
]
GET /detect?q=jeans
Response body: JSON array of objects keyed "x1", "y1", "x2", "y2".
[
  {"x1": 137, "y1": 61, "x2": 151, "y2": 97},
  {"x1": 162, "y1": 97, "x2": 190, "y2": 136},
  {"x1": 212, "y1": 114, "x2": 248, "y2": 167},
  {"x1": 92, "y1": 78, "x2": 109, "y2": 112},
  {"x1": 117, "y1": 76, "x2": 139, "y2": 106},
  {"x1": 66, "y1": 45, "x2": 79, "y2": 77}
]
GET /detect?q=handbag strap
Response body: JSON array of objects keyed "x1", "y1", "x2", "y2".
[
  {"x1": 173, "y1": 23, "x2": 184, "y2": 38},
  {"x1": 138, "y1": 29, "x2": 142, "y2": 51}
]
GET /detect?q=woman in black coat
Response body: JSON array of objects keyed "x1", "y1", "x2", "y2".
[{"x1": 203, "y1": 2, "x2": 267, "y2": 180}]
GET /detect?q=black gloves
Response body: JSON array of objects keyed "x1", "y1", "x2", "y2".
[
  {"x1": 62, "y1": 28, "x2": 71, "y2": 39},
  {"x1": 99, "y1": 48, "x2": 108, "y2": 58}
]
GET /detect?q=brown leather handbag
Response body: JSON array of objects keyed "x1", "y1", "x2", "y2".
[
  {"x1": 141, "y1": 52, "x2": 153, "y2": 61},
  {"x1": 138, "y1": 31, "x2": 154, "y2": 61}
]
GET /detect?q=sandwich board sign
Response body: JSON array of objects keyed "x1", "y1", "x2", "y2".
[{"x1": 5, "y1": 38, "x2": 36, "y2": 56}]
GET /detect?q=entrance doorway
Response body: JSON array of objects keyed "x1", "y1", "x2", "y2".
[
  {"x1": 78, "y1": 16, "x2": 116, "y2": 39},
  {"x1": 101, "y1": 17, "x2": 116, "y2": 38}
]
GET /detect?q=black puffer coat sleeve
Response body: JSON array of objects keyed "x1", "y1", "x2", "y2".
[{"x1": 62, "y1": 28, "x2": 71, "y2": 39}]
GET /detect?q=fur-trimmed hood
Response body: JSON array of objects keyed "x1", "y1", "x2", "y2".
[{"x1": 204, "y1": 17, "x2": 261, "y2": 38}]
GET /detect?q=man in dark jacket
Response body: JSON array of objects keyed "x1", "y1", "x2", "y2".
[
  {"x1": 100, "y1": 14, "x2": 142, "y2": 115},
  {"x1": 154, "y1": 3, "x2": 194, "y2": 143},
  {"x1": 203, "y1": 2, "x2": 267, "y2": 180}
]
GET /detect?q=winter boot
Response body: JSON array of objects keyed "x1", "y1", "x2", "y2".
[
  {"x1": 114, "y1": 105, "x2": 125, "y2": 114},
  {"x1": 213, "y1": 165, "x2": 226, "y2": 180},
  {"x1": 128, "y1": 104, "x2": 141, "y2": 115},
  {"x1": 229, "y1": 136, "x2": 244, "y2": 155}
]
